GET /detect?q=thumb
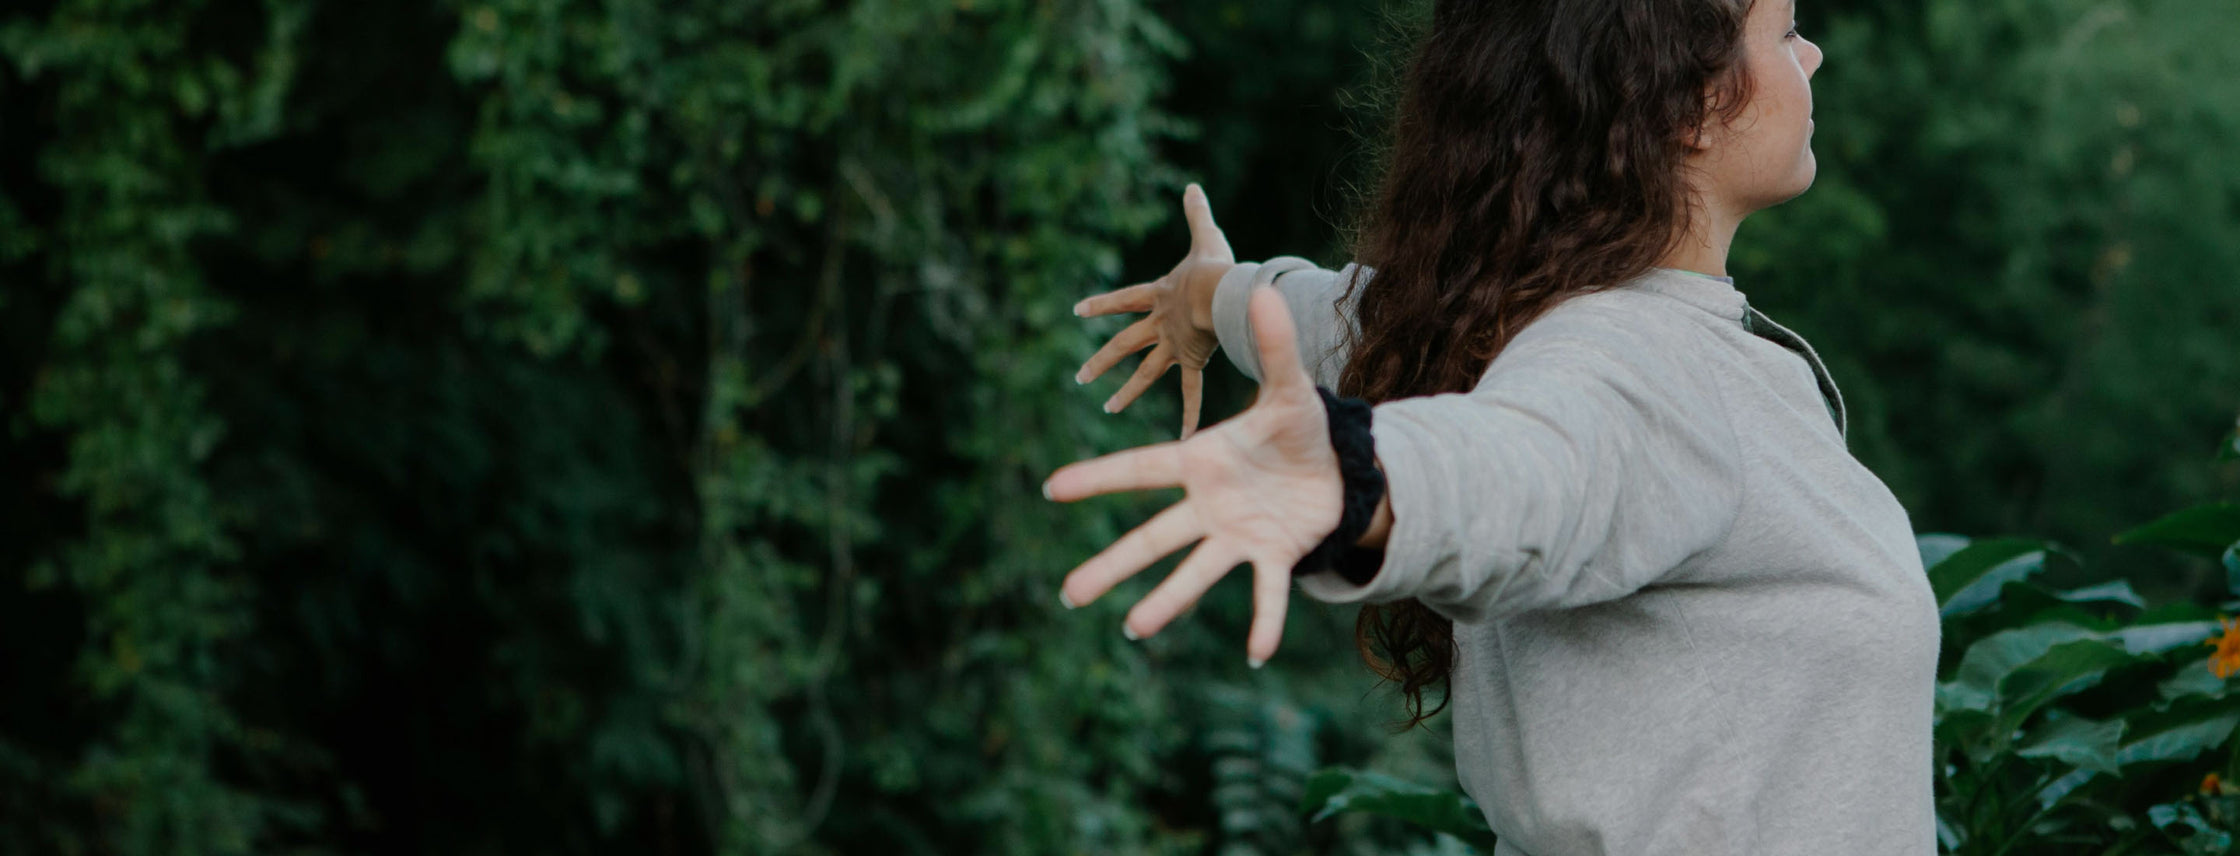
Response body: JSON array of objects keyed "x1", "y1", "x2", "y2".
[
  {"x1": 1247, "y1": 286, "x2": 1312, "y2": 394},
  {"x1": 1183, "y1": 183, "x2": 1226, "y2": 251}
]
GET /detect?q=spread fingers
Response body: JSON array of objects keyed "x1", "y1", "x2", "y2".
[
  {"x1": 1044, "y1": 440, "x2": 1186, "y2": 501},
  {"x1": 1103, "y1": 342, "x2": 1174, "y2": 414},
  {"x1": 1060, "y1": 500, "x2": 1204, "y2": 608},
  {"x1": 1123, "y1": 538, "x2": 1244, "y2": 640},
  {"x1": 1179, "y1": 366, "x2": 1204, "y2": 439},
  {"x1": 1244, "y1": 548, "x2": 1294, "y2": 668},
  {"x1": 1074, "y1": 281, "x2": 1159, "y2": 317},
  {"x1": 1076, "y1": 317, "x2": 1158, "y2": 385}
]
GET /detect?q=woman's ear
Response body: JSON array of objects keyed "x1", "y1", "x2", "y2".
[
  {"x1": 1682, "y1": 115, "x2": 1715, "y2": 154},
  {"x1": 1688, "y1": 75, "x2": 1743, "y2": 154}
]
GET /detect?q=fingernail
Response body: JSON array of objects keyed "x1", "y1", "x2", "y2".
[
  {"x1": 1074, "y1": 372, "x2": 1087, "y2": 385},
  {"x1": 1248, "y1": 656, "x2": 1266, "y2": 670},
  {"x1": 1073, "y1": 301, "x2": 1089, "y2": 316},
  {"x1": 1102, "y1": 400, "x2": 1116, "y2": 414},
  {"x1": 1042, "y1": 480, "x2": 1054, "y2": 500},
  {"x1": 1122, "y1": 624, "x2": 1140, "y2": 641},
  {"x1": 1060, "y1": 589, "x2": 1077, "y2": 610}
]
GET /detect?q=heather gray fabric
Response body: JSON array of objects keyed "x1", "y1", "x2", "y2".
[{"x1": 1209, "y1": 260, "x2": 1938, "y2": 855}]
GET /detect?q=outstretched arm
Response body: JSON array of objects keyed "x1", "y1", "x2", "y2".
[
  {"x1": 1292, "y1": 298, "x2": 1746, "y2": 625},
  {"x1": 1209, "y1": 258, "x2": 1369, "y2": 390}
]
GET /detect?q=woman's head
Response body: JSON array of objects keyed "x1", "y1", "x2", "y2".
[
  {"x1": 1698, "y1": 0, "x2": 1824, "y2": 221},
  {"x1": 1336, "y1": 0, "x2": 1819, "y2": 730}
]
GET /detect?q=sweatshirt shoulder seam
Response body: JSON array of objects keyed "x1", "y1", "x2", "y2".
[{"x1": 1542, "y1": 288, "x2": 1749, "y2": 560}]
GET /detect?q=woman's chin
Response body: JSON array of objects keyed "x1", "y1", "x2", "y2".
[
  {"x1": 1757, "y1": 168, "x2": 1818, "y2": 211},
  {"x1": 1789, "y1": 151, "x2": 1818, "y2": 195}
]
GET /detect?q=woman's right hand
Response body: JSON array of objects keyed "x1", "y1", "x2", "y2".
[
  {"x1": 1046, "y1": 286, "x2": 1344, "y2": 667},
  {"x1": 1073, "y1": 183, "x2": 1234, "y2": 439}
]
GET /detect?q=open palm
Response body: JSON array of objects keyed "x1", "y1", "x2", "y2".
[{"x1": 1046, "y1": 287, "x2": 1344, "y2": 667}]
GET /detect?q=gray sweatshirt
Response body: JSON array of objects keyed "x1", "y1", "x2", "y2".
[{"x1": 1209, "y1": 258, "x2": 1939, "y2": 855}]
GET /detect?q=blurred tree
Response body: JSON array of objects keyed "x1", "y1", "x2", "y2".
[
  {"x1": 2, "y1": 0, "x2": 322, "y2": 851},
  {"x1": 2, "y1": 0, "x2": 1439, "y2": 853}
]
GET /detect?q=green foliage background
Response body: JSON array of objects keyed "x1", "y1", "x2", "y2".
[{"x1": 0, "y1": 0, "x2": 2234, "y2": 853}]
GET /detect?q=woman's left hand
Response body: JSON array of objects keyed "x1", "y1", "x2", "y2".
[{"x1": 1045, "y1": 287, "x2": 1344, "y2": 667}]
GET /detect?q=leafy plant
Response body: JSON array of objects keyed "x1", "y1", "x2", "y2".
[{"x1": 1300, "y1": 767, "x2": 1497, "y2": 854}]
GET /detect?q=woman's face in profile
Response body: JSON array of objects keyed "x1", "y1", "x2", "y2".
[{"x1": 1705, "y1": 0, "x2": 1824, "y2": 215}]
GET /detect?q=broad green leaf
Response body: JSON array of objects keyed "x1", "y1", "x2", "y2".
[
  {"x1": 2108, "y1": 620, "x2": 2222, "y2": 655},
  {"x1": 1939, "y1": 623, "x2": 2100, "y2": 713},
  {"x1": 1935, "y1": 708, "x2": 1998, "y2": 758},
  {"x1": 2116, "y1": 700, "x2": 2240, "y2": 767},
  {"x1": 2156, "y1": 657, "x2": 2231, "y2": 704},
  {"x1": 1929, "y1": 538, "x2": 2059, "y2": 616},
  {"x1": 2055, "y1": 580, "x2": 2147, "y2": 609},
  {"x1": 2138, "y1": 600, "x2": 2224, "y2": 625},
  {"x1": 1942, "y1": 581, "x2": 2121, "y2": 653},
  {"x1": 1300, "y1": 767, "x2": 1499, "y2": 851},
  {"x1": 2112, "y1": 504, "x2": 2240, "y2": 558},
  {"x1": 2148, "y1": 801, "x2": 2196, "y2": 831},
  {"x1": 2151, "y1": 797, "x2": 2240, "y2": 856},
  {"x1": 2015, "y1": 710, "x2": 2124, "y2": 776},
  {"x1": 2033, "y1": 766, "x2": 2097, "y2": 809},
  {"x1": 2185, "y1": 830, "x2": 2235, "y2": 856},
  {"x1": 1992, "y1": 639, "x2": 2137, "y2": 742},
  {"x1": 1917, "y1": 533, "x2": 1973, "y2": 577}
]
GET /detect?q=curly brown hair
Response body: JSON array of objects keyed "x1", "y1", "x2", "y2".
[{"x1": 1333, "y1": 0, "x2": 1761, "y2": 731}]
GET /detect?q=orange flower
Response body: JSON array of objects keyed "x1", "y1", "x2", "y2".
[
  {"x1": 2206, "y1": 615, "x2": 2240, "y2": 679},
  {"x1": 2205, "y1": 772, "x2": 2225, "y2": 795}
]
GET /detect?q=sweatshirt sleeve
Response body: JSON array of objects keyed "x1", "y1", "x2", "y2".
[
  {"x1": 1293, "y1": 297, "x2": 1746, "y2": 625},
  {"x1": 1210, "y1": 256, "x2": 1369, "y2": 389}
]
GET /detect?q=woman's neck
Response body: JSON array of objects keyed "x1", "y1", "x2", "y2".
[{"x1": 1655, "y1": 196, "x2": 1743, "y2": 277}]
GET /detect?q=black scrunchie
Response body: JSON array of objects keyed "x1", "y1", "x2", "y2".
[{"x1": 1293, "y1": 386, "x2": 1388, "y2": 586}]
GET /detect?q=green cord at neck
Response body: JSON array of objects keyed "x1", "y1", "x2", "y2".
[{"x1": 1661, "y1": 266, "x2": 1733, "y2": 283}]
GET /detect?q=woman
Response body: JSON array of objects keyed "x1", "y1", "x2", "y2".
[{"x1": 1045, "y1": 0, "x2": 1939, "y2": 852}]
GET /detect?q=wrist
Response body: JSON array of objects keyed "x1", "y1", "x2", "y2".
[
  {"x1": 1293, "y1": 387, "x2": 1386, "y2": 582},
  {"x1": 1355, "y1": 459, "x2": 1392, "y2": 550}
]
